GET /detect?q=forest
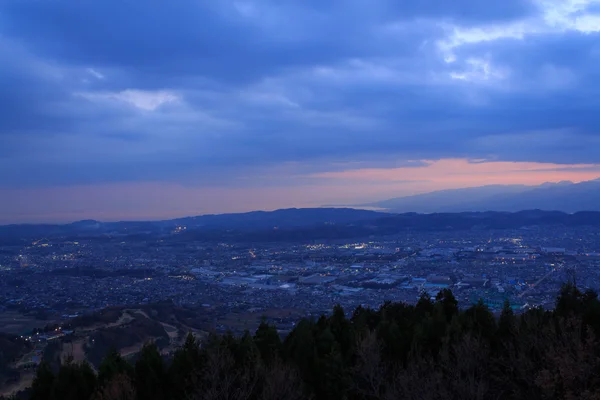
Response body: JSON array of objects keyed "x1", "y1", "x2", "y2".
[{"x1": 5, "y1": 283, "x2": 600, "y2": 400}]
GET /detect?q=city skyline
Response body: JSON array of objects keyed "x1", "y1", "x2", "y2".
[{"x1": 1, "y1": 0, "x2": 600, "y2": 222}]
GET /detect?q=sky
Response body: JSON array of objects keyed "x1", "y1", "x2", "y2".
[{"x1": 1, "y1": 0, "x2": 600, "y2": 223}]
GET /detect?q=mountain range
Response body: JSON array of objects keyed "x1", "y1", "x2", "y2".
[
  {"x1": 3, "y1": 208, "x2": 600, "y2": 244},
  {"x1": 3, "y1": 179, "x2": 600, "y2": 242},
  {"x1": 368, "y1": 179, "x2": 600, "y2": 213},
  {"x1": 0, "y1": 208, "x2": 385, "y2": 241}
]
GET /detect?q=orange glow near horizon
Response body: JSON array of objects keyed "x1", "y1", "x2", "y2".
[
  {"x1": 2, "y1": 158, "x2": 600, "y2": 224},
  {"x1": 310, "y1": 158, "x2": 600, "y2": 189}
]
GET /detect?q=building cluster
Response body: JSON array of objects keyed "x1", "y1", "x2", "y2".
[{"x1": 1, "y1": 226, "x2": 600, "y2": 334}]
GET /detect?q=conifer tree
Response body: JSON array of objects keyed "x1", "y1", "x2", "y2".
[
  {"x1": 435, "y1": 289, "x2": 459, "y2": 322},
  {"x1": 498, "y1": 299, "x2": 516, "y2": 339},
  {"x1": 415, "y1": 291, "x2": 434, "y2": 317},
  {"x1": 98, "y1": 348, "x2": 132, "y2": 387},
  {"x1": 254, "y1": 319, "x2": 282, "y2": 365},
  {"x1": 169, "y1": 333, "x2": 201, "y2": 400},
  {"x1": 51, "y1": 358, "x2": 97, "y2": 400},
  {"x1": 329, "y1": 305, "x2": 354, "y2": 358},
  {"x1": 134, "y1": 343, "x2": 166, "y2": 400},
  {"x1": 29, "y1": 361, "x2": 55, "y2": 400}
]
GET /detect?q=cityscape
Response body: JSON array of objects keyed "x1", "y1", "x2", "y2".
[
  {"x1": 3, "y1": 0, "x2": 600, "y2": 397},
  {"x1": 3, "y1": 221, "x2": 600, "y2": 337}
]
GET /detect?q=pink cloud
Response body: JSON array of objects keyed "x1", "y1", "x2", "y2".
[
  {"x1": 311, "y1": 158, "x2": 600, "y2": 188},
  {"x1": 2, "y1": 158, "x2": 600, "y2": 223}
]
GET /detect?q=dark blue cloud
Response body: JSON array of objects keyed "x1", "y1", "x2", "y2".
[
  {"x1": 267, "y1": 0, "x2": 535, "y2": 23},
  {"x1": 0, "y1": 0, "x2": 599, "y2": 189},
  {"x1": 385, "y1": 0, "x2": 536, "y2": 22},
  {"x1": 0, "y1": 0, "x2": 531, "y2": 84},
  {"x1": 0, "y1": 1, "x2": 379, "y2": 85}
]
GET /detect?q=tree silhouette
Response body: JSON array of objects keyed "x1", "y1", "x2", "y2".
[
  {"x1": 29, "y1": 361, "x2": 54, "y2": 400},
  {"x1": 98, "y1": 347, "x2": 132, "y2": 387},
  {"x1": 51, "y1": 358, "x2": 97, "y2": 400},
  {"x1": 254, "y1": 319, "x2": 282, "y2": 365},
  {"x1": 26, "y1": 285, "x2": 600, "y2": 400},
  {"x1": 134, "y1": 343, "x2": 166, "y2": 400}
]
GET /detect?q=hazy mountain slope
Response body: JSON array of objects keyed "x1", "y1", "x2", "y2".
[
  {"x1": 171, "y1": 207, "x2": 386, "y2": 230},
  {"x1": 485, "y1": 179, "x2": 600, "y2": 212},
  {"x1": 371, "y1": 179, "x2": 600, "y2": 213},
  {"x1": 371, "y1": 185, "x2": 531, "y2": 213},
  {"x1": 0, "y1": 208, "x2": 388, "y2": 239}
]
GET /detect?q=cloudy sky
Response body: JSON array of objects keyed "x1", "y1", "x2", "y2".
[{"x1": 1, "y1": 0, "x2": 600, "y2": 223}]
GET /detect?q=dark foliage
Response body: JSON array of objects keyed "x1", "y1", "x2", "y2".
[
  {"x1": 0, "y1": 334, "x2": 31, "y2": 387},
  {"x1": 26, "y1": 284, "x2": 600, "y2": 400},
  {"x1": 85, "y1": 316, "x2": 170, "y2": 368}
]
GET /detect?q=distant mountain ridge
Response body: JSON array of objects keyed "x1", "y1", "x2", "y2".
[
  {"x1": 369, "y1": 179, "x2": 600, "y2": 213},
  {"x1": 3, "y1": 208, "x2": 600, "y2": 243},
  {"x1": 0, "y1": 208, "x2": 387, "y2": 240}
]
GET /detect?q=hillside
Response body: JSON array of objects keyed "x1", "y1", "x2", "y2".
[
  {"x1": 171, "y1": 210, "x2": 600, "y2": 242},
  {"x1": 0, "y1": 208, "x2": 387, "y2": 241},
  {"x1": 56, "y1": 302, "x2": 214, "y2": 367},
  {"x1": 371, "y1": 179, "x2": 600, "y2": 213},
  {"x1": 5, "y1": 209, "x2": 600, "y2": 245},
  {"x1": 5, "y1": 284, "x2": 600, "y2": 400},
  {"x1": 0, "y1": 302, "x2": 212, "y2": 398},
  {"x1": 0, "y1": 334, "x2": 31, "y2": 394}
]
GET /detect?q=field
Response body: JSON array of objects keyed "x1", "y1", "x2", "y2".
[
  {"x1": 0, "y1": 311, "x2": 51, "y2": 335},
  {"x1": 0, "y1": 303, "x2": 213, "y2": 396},
  {"x1": 60, "y1": 340, "x2": 87, "y2": 363},
  {"x1": 0, "y1": 333, "x2": 33, "y2": 396},
  {"x1": 0, "y1": 371, "x2": 33, "y2": 397}
]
